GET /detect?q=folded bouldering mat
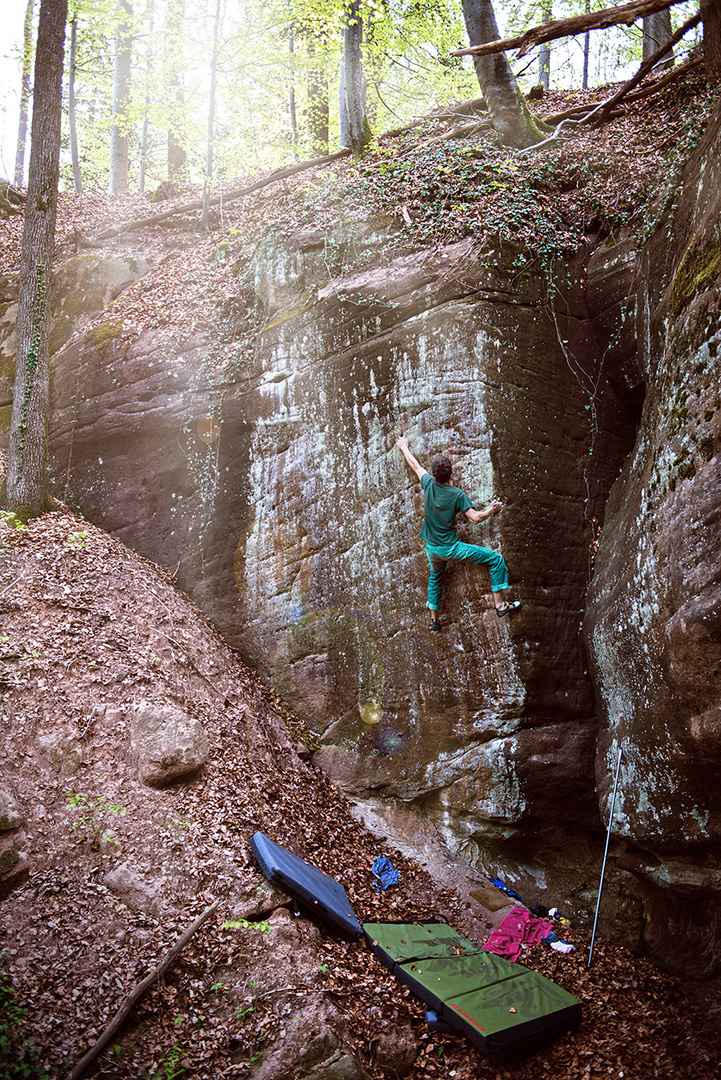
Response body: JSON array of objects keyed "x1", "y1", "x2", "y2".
[
  {"x1": 250, "y1": 832, "x2": 362, "y2": 939},
  {"x1": 363, "y1": 920, "x2": 581, "y2": 1057}
]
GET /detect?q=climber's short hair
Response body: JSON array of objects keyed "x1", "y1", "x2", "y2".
[{"x1": 431, "y1": 455, "x2": 452, "y2": 483}]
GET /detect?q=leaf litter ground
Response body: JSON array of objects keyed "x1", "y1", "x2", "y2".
[{"x1": 1, "y1": 73, "x2": 721, "y2": 1079}]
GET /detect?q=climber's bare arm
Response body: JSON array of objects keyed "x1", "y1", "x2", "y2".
[
  {"x1": 396, "y1": 437, "x2": 428, "y2": 481},
  {"x1": 465, "y1": 500, "x2": 502, "y2": 525}
]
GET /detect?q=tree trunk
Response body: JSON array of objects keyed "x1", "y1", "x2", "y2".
[
  {"x1": 68, "y1": 16, "x2": 82, "y2": 193},
  {"x1": 339, "y1": 0, "x2": 371, "y2": 156},
  {"x1": 461, "y1": 0, "x2": 549, "y2": 148},
  {"x1": 643, "y1": 9, "x2": 673, "y2": 66},
  {"x1": 14, "y1": 0, "x2": 35, "y2": 187},
  {"x1": 701, "y1": 0, "x2": 721, "y2": 78},
  {"x1": 108, "y1": 0, "x2": 132, "y2": 194},
  {"x1": 307, "y1": 62, "x2": 329, "y2": 156},
  {"x1": 582, "y1": 0, "x2": 590, "y2": 88},
  {"x1": 165, "y1": 0, "x2": 187, "y2": 181},
  {"x1": 539, "y1": 1, "x2": 552, "y2": 89},
  {"x1": 289, "y1": 18, "x2": 298, "y2": 161},
  {"x1": 200, "y1": 0, "x2": 222, "y2": 230},
  {"x1": 4, "y1": 0, "x2": 68, "y2": 522}
]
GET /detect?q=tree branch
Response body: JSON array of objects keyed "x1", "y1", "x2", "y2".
[
  {"x1": 592, "y1": 11, "x2": 702, "y2": 124},
  {"x1": 92, "y1": 151, "x2": 353, "y2": 241},
  {"x1": 451, "y1": 0, "x2": 683, "y2": 59},
  {"x1": 67, "y1": 899, "x2": 221, "y2": 1080}
]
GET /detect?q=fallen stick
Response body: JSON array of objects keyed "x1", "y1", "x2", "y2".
[{"x1": 68, "y1": 898, "x2": 221, "y2": 1080}]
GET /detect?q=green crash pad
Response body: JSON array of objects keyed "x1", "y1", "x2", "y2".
[{"x1": 363, "y1": 921, "x2": 581, "y2": 1057}]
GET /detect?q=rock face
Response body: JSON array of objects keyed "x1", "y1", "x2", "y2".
[
  {"x1": 1, "y1": 107, "x2": 719, "y2": 974},
  {"x1": 0, "y1": 788, "x2": 28, "y2": 895},
  {"x1": 584, "y1": 103, "x2": 721, "y2": 975},
  {"x1": 41, "y1": 226, "x2": 639, "y2": 907},
  {"x1": 131, "y1": 700, "x2": 210, "y2": 787}
]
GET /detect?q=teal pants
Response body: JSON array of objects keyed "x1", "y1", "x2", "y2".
[{"x1": 425, "y1": 540, "x2": 509, "y2": 611}]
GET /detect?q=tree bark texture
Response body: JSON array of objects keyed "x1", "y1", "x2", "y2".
[
  {"x1": 539, "y1": 1, "x2": 552, "y2": 89},
  {"x1": 461, "y1": 0, "x2": 548, "y2": 148},
  {"x1": 200, "y1": 0, "x2": 222, "y2": 229},
  {"x1": 643, "y1": 10, "x2": 673, "y2": 59},
  {"x1": 14, "y1": 0, "x2": 35, "y2": 187},
  {"x1": 701, "y1": 0, "x2": 721, "y2": 77},
  {"x1": 108, "y1": 0, "x2": 132, "y2": 194},
  {"x1": 452, "y1": 0, "x2": 682, "y2": 58},
  {"x1": 165, "y1": 0, "x2": 188, "y2": 181},
  {"x1": 5, "y1": 0, "x2": 68, "y2": 521},
  {"x1": 339, "y1": 1, "x2": 371, "y2": 156},
  {"x1": 307, "y1": 64, "x2": 329, "y2": 155},
  {"x1": 68, "y1": 17, "x2": 82, "y2": 193}
]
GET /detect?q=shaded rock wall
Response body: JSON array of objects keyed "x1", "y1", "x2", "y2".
[
  {"x1": 584, "y1": 102, "x2": 721, "y2": 976},
  {"x1": 1, "y1": 106, "x2": 720, "y2": 974}
]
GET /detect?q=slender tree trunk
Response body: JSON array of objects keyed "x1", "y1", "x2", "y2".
[
  {"x1": 108, "y1": 0, "x2": 132, "y2": 194},
  {"x1": 461, "y1": 0, "x2": 549, "y2": 148},
  {"x1": 339, "y1": 0, "x2": 371, "y2": 155},
  {"x1": 14, "y1": 0, "x2": 36, "y2": 187},
  {"x1": 539, "y1": 1, "x2": 552, "y2": 89},
  {"x1": 307, "y1": 59, "x2": 329, "y2": 155},
  {"x1": 165, "y1": 0, "x2": 187, "y2": 181},
  {"x1": 68, "y1": 16, "x2": 82, "y2": 193},
  {"x1": 582, "y1": 0, "x2": 590, "y2": 89},
  {"x1": 200, "y1": 0, "x2": 222, "y2": 230},
  {"x1": 701, "y1": 0, "x2": 721, "y2": 78},
  {"x1": 643, "y1": 9, "x2": 673, "y2": 66},
  {"x1": 4, "y1": 0, "x2": 68, "y2": 522},
  {"x1": 289, "y1": 19, "x2": 298, "y2": 161}
]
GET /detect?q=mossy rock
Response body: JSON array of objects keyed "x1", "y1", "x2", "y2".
[
  {"x1": 89, "y1": 319, "x2": 125, "y2": 358},
  {"x1": 0, "y1": 404, "x2": 11, "y2": 436},
  {"x1": 669, "y1": 235, "x2": 721, "y2": 321}
]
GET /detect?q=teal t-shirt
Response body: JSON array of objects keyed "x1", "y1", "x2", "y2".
[{"x1": 419, "y1": 473, "x2": 473, "y2": 545}]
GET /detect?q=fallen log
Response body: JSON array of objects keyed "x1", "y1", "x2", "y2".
[
  {"x1": 540, "y1": 55, "x2": 701, "y2": 126},
  {"x1": 67, "y1": 899, "x2": 221, "y2": 1080},
  {"x1": 92, "y1": 150, "x2": 353, "y2": 241},
  {"x1": 592, "y1": 12, "x2": 702, "y2": 124},
  {"x1": 451, "y1": 0, "x2": 683, "y2": 59},
  {"x1": 518, "y1": 20, "x2": 701, "y2": 155}
]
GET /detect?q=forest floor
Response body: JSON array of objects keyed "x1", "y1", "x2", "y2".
[
  {"x1": 1, "y1": 502, "x2": 720, "y2": 1080},
  {"x1": 2, "y1": 72, "x2": 721, "y2": 1080}
]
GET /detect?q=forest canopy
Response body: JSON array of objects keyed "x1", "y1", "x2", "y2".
[{"x1": 3, "y1": 0, "x2": 709, "y2": 194}]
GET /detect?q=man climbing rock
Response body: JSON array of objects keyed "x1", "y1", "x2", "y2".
[{"x1": 396, "y1": 437, "x2": 521, "y2": 630}]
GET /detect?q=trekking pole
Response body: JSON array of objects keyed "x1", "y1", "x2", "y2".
[{"x1": 588, "y1": 743, "x2": 623, "y2": 969}]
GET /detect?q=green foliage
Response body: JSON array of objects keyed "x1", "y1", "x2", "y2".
[
  {"x1": 65, "y1": 791, "x2": 127, "y2": 848},
  {"x1": 222, "y1": 918, "x2": 272, "y2": 932},
  {"x1": 0, "y1": 968, "x2": 51, "y2": 1080},
  {"x1": 0, "y1": 511, "x2": 28, "y2": 531},
  {"x1": 64, "y1": 530, "x2": 89, "y2": 549}
]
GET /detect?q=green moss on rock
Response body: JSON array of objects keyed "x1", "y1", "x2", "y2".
[
  {"x1": 89, "y1": 320, "x2": 124, "y2": 357},
  {"x1": 669, "y1": 235, "x2": 721, "y2": 321}
]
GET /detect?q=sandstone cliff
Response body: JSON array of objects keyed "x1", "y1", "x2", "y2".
[{"x1": 1, "y1": 98, "x2": 719, "y2": 978}]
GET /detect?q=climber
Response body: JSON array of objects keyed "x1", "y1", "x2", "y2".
[{"x1": 396, "y1": 436, "x2": 521, "y2": 630}]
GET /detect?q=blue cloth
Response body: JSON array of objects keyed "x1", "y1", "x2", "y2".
[
  {"x1": 371, "y1": 856, "x2": 401, "y2": 891},
  {"x1": 489, "y1": 876, "x2": 522, "y2": 901},
  {"x1": 426, "y1": 540, "x2": 509, "y2": 610}
]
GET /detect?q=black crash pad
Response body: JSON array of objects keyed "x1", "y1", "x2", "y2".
[
  {"x1": 363, "y1": 920, "x2": 581, "y2": 1057},
  {"x1": 250, "y1": 831, "x2": 362, "y2": 939}
]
